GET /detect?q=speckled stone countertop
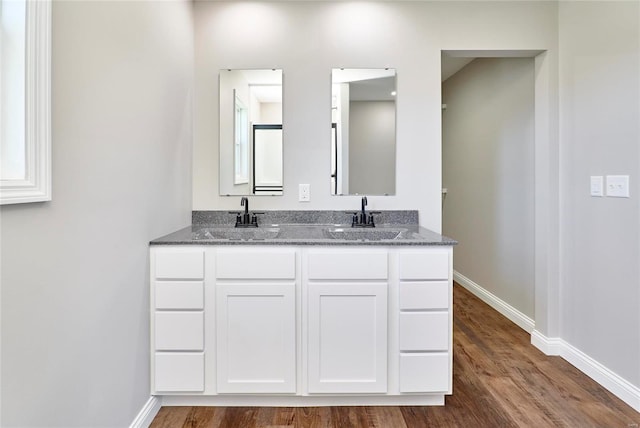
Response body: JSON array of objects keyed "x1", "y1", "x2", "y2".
[{"x1": 150, "y1": 211, "x2": 457, "y2": 246}]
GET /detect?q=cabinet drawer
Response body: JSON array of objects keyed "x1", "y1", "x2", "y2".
[
  {"x1": 399, "y1": 252, "x2": 448, "y2": 280},
  {"x1": 216, "y1": 249, "x2": 296, "y2": 279},
  {"x1": 307, "y1": 250, "x2": 388, "y2": 280},
  {"x1": 399, "y1": 312, "x2": 449, "y2": 351},
  {"x1": 155, "y1": 250, "x2": 204, "y2": 280},
  {"x1": 399, "y1": 353, "x2": 449, "y2": 393},
  {"x1": 155, "y1": 281, "x2": 204, "y2": 310},
  {"x1": 155, "y1": 312, "x2": 204, "y2": 351},
  {"x1": 155, "y1": 352, "x2": 204, "y2": 392},
  {"x1": 399, "y1": 281, "x2": 448, "y2": 310}
]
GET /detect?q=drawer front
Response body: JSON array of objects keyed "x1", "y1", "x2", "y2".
[
  {"x1": 155, "y1": 250, "x2": 204, "y2": 280},
  {"x1": 399, "y1": 281, "x2": 448, "y2": 310},
  {"x1": 399, "y1": 252, "x2": 449, "y2": 280},
  {"x1": 155, "y1": 352, "x2": 204, "y2": 392},
  {"x1": 399, "y1": 312, "x2": 449, "y2": 351},
  {"x1": 155, "y1": 312, "x2": 204, "y2": 351},
  {"x1": 307, "y1": 250, "x2": 388, "y2": 280},
  {"x1": 155, "y1": 281, "x2": 204, "y2": 310},
  {"x1": 399, "y1": 353, "x2": 449, "y2": 393},
  {"x1": 216, "y1": 249, "x2": 296, "y2": 279}
]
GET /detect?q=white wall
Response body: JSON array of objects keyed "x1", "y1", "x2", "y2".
[
  {"x1": 558, "y1": 1, "x2": 640, "y2": 387},
  {"x1": 0, "y1": 1, "x2": 193, "y2": 426},
  {"x1": 192, "y1": 1, "x2": 558, "y2": 232},
  {"x1": 260, "y1": 102, "x2": 282, "y2": 124},
  {"x1": 442, "y1": 58, "x2": 535, "y2": 318}
]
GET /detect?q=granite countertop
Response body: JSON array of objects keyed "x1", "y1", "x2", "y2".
[{"x1": 150, "y1": 211, "x2": 457, "y2": 247}]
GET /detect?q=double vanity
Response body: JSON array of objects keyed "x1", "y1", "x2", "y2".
[{"x1": 149, "y1": 210, "x2": 456, "y2": 406}]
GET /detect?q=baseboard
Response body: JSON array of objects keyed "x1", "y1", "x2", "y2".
[
  {"x1": 130, "y1": 396, "x2": 162, "y2": 428},
  {"x1": 531, "y1": 330, "x2": 640, "y2": 413},
  {"x1": 453, "y1": 270, "x2": 535, "y2": 333},
  {"x1": 530, "y1": 329, "x2": 562, "y2": 355}
]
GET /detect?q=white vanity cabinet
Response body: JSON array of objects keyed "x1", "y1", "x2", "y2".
[
  {"x1": 215, "y1": 248, "x2": 297, "y2": 393},
  {"x1": 151, "y1": 248, "x2": 205, "y2": 393},
  {"x1": 397, "y1": 249, "x2": 452, "y2": 393},
  {"x1": 306, "y1": 249, "x2": 388, "y2": 393},
  {"x1": 150, "y1": 243, "x2": 453, "y2": 405}
]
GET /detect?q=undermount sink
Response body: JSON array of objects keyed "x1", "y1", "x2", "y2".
[
  {"x1": 195, "y1": 227, "x2": 281, "y2": 240},
  {"x1": 322, "y1": 228, "x2": 405, "y2": 241}
]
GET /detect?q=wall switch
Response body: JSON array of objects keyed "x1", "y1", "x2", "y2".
[
  {"x1": 299, "y1": 184, "x2": 310, "y2": 202},
  {"x1": 606, "y1": 175, "x2": 630, "y2": 198},
  {"x1": 590, "y1": 176, "x2": 603, "y2": 197}
]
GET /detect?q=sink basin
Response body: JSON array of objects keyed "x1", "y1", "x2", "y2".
[
  {"x1": 195, "y1": 227, "x2": 281, "y2": 240},
  {"x1": 322, "y1": 228, "x2": 404, "y2": 241}
]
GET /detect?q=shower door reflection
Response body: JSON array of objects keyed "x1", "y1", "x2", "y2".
[{"x1": 253, "y1": 125, "x2": 283, "y2": 194}]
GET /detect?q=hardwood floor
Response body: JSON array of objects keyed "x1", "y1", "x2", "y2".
[{"x1": 150, "y1": 283, "x2": 640, "y2": 428}]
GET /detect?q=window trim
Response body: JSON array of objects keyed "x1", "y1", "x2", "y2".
[{"x1": 0, "y1": 0, "x2": 51, "y2": 205}]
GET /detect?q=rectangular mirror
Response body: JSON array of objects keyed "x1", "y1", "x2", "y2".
[
  {"x1": 219, "y1": 69, "x2": 283, "y2": 196},
  {"x1": 331, "y1": 68, "x2": 396, "y2": 196}
]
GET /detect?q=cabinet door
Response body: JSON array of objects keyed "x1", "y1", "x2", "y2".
[
  {"x1": 307, "y1": 282, "x2": 387, "y2": 393},
  {"x1": 216, "y1": 283, "x2": 296, "y2": 393}
]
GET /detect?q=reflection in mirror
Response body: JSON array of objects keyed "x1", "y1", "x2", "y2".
[
  {"x1": 234, "y1": 95, "x2": 249, "y2": 184},
  {"x1": 331, "y1": 68, "x2": 396, "y2": 196},
  {"x1": 220, "y1": 69, "x2": 283, "y2": 196}
]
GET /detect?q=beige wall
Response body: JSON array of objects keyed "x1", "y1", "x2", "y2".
[
  {"x1": 443, "y1": 57, "x2": 535, "y2": 318},
  {"x1": 0, "y1": 1, "x2": 193, "y2": 426}
]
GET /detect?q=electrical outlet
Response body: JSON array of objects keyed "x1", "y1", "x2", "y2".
[
  {"x1": 606, "y1": 175, "x2": 630, "y2": 198},
  {"x1": 299, "y1": 184, "x2": 310, "y2": 202}
]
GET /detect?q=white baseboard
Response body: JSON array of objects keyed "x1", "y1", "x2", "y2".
[
  {"x1": 453, "y1": 270, "x2": 535, "y2": 333},
  {"x1": 531, "y1": 330, "x2": 640, "y2": 413},
  {"x1": 530, "y1": 329, "x2": 562, "y2": 355},
  {"x1": 130, "y1": 396, "x2": 162, "y2": 428}
]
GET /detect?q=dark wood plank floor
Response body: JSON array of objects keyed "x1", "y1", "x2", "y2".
[{"x1": 150, "y1": 283, "x2": 640, "y2": 428}]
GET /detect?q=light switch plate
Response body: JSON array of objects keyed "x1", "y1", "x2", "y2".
[
  {"x1": 606, "y1": 175, "x2": 630, "y2": 198},
  {"x1": 590, "y1": 176, "x2": 603, "y2": 197},
  {"x1": 299, "y1": 184, "x2": 310, "y2": 202}
]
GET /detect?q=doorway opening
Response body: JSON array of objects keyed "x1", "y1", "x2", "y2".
[{"x1": 440, "y1": 50, "x2": 559, "y2": 343}]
